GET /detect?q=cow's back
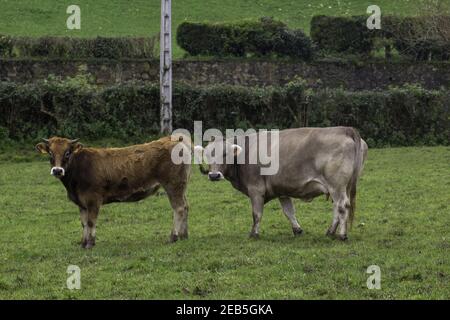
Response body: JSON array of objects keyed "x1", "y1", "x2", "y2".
[
  {"x1": 67, "y1": 136, "x2": 190, "y2": 204},
  {"x1": 239, "y1": 127, "x2": 362, "y2": 200}
]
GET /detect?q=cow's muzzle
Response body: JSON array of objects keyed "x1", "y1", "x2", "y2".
[
  {"x1": 208, "y1": 171, "x2": 223, "y2": 181},
  {"x1": 51, "y1": 166, "x2": 65, "y2": 178}
]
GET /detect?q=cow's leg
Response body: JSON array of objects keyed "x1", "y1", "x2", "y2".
[
  {"x1": 279, "y1": 197, "x2": 303, "y2": 236},
  {"x1": 249, "y1": 195, "x2": 264, "y2": 239},
  {"x1": 165, "y1": 185, "x2": 189, "y2": 243},
  {"x1": 327, "y1": 190, "x2": 350, "y2": 241},
  {"x1": 80, "y1": 203, "x2": 99, "y2": 249},
  {"x1": 80, "y1": 208, "x2": 88, "y2": 247},
  {"x1": 326, "y1": 202, "x2": 340, "y2": 237},
  {"x1": 180, "y1": 194, "x2": 189, "y2": 238},
  {"x1": 337, "y1": 197, "x2": 350, "y2": 241},
  {"x1": 326, "y1": 189, "x2": 340, "y2": 237}
]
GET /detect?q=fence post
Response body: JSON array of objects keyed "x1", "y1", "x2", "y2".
[{"x1": 160, "y1": 0, "x2": 172, "y2": 134}]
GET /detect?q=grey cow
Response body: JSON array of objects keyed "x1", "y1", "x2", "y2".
[{"x1": 195, "y1": 127, "x2": 368, "y2": 240}]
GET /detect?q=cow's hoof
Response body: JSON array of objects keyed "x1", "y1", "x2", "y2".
[
  {"x1": 326, "y1": 229, "x2": 336, "y2": 237},
  {"x1": 84, "y1": 242, "x2": 95, "y2": 249},
  {"x1": 169, "y1": 233, "x2": 179, "y2": 243},
  {"x1": 81, "y1": 239, "x2": 95, "y2": 249},
  {"x1": 249, "y1": 232, "x2": 260, "y2": 239},
  {"x1": 293, "y1": 228, "x2": 303, "y2": 236},
  {"x1": 339, "y1": 234, "x2": 348, "y2": 241},
  {"x1": 178, "y1": 232, "x2": 188, "y2": 240}
]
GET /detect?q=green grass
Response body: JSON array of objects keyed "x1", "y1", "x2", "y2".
[
  {"x1": 0, "y1": 0, "x2": 425, "y2": 58},
  {"x1": 0, "y1": 146, "x2": 449, "y2": 299}
]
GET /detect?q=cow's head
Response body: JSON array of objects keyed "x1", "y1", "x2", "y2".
[
  {"x1": 35, "y1": 137, "x2": 83, "y2": 178},
  {"x1": 194, "y1": 140, "x2": 242, "y2": 182}
]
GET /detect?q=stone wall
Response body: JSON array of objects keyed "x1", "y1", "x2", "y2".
[{"x1": 1, "y1": 58, "x2": 449, "y2": 90}]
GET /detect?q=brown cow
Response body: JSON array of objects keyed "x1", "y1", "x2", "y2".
[{"x1": 35, "y1": 135, "x2": 191, "y2": 248}]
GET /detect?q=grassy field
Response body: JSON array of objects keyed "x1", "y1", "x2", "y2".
[
  {"x1": 0, "y1": 145, "x2": 449, "y2": 299},
  {"x1": 0, "y1": 0, "x2": 426, "y2": 57}
]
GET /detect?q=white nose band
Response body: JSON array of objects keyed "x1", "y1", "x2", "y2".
[
  {"x1": 50, "y1": 167, "x2": 65, "y2": 176},
  {"x1": 208, "y1": 171, "x2": 224, "y2": 178}
]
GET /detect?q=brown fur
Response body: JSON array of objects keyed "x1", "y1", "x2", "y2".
[{"x1": 36, "y1": 136, "x2": 191, "y2": 248}]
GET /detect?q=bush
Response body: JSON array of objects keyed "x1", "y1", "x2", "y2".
[
  {"x1": 0, "y1": 76, "x2": 448, "y2": 146},
  {"x1": 0, "y1": 35, "x2": 13, "y2": 57},
  {"x1": 307, "y1": 85, "x2": 449, "y2": 146},
  {"x1": 0, "y1": 35, "x2": 157, "y2": 59},
  {"x1": 273, "y1": 29, "x2": 314, "y2": 60},
  {"x1": 310, "y1": 14, "x2": 450, "y2": 60},
  {"x1": 383, "y1": 15, "x2": 450, "y2": 61},
  {"x1": 176, "y1": 22, "x2": 228, "y2": 56},
  {"x1": 176, "y1": 17, "x2": 313, "y2": 59},
  {"x1": 310, "y1": 15, "x2": 376, "y2": 54}
]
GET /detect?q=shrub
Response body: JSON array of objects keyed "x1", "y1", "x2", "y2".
[
  {"x1": 177, "y1": 22, "x2": 228, "y2": 56},
  {"x1": 383, "y1": 15, "x2": 450, "y2": 61},
  {"x1": 176, "y1": 17, "x2": 313, "y2": 59},
  {"x1": 310, "y1": 14, "x2": 450, "y2": 60},
  {"x1": 307, "y1": 85, "x2": 449, "y2": 146},
  {"x1": 0, "y1": 76, "x2": 448, "y2": 146},
  {"x1": 0, "y1": 36, "x2": 157, "y2": 59},
  {"x1": 310, "y1": 15, "x2": 376, "y2": 54},
  {"x1": 0, "y1": 35, "x2": 13, "y2": 57},
  {"x1": 273, "y1": 29, "x2": 314, "y2": 60}
]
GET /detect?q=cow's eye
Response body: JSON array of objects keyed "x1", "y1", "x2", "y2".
[{"x1": 65, "y1": 151, "x2": 71, "y2": 158}]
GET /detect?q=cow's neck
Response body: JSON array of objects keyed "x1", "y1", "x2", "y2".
[
  {"x1": 60, "y1": 160, "x2": 83, "y2": 208},
  {"x1": 226, "y1": 162, "x2": 247, "y2": 196},
  {"x1": 60, "y1": 159, "x2": 75, "y2": 187},
  {"x1": 61, "y1": 169, "x2": 74, "y2": 190}
]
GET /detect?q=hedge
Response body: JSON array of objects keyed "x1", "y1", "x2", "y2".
[
  {"x1": 0, "y1": 35, "x2": 157, "y2": 59},
  {"x1": 176, "y1": 17, "x2": 313, "y2": 59},
  {"x1": 310, "y1": 15, "x2": 376, "y2": 54},
  {"x1": 0, "y1": 76, "x2": 448, "y2": 147},
  {"x1": 310, "y1": 15, "x2": 450, "y2": 60},
  {"x1": 383, "y1": 15, "x2": 450, "y2": 61}
]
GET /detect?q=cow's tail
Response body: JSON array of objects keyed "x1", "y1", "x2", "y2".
[{"x1": 346, "y1": 127, "x2": 363, "y2": 229}]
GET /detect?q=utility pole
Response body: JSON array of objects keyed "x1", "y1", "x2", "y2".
[{"x1": 160, "y1": 0, "x2": 172, "y2": 134}]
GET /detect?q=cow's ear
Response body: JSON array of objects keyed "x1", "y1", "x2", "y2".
[
  {"x1": 72, "y1": 142, "x2": 83, "y2": 153},
  {"x1": 35, "y1": 142, "x2": 48, "y2": 154},
  {"x1": 231, "y1": 144, "x2": 242, "y2": 156}
]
